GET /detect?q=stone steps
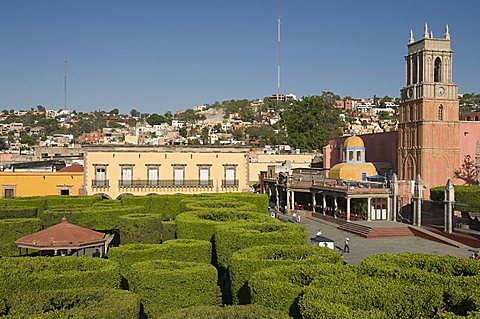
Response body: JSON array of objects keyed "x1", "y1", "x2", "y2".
[
  {"x1": 338, "y1": 222, "x2": 414, "y2": 238},
  {"x1": 337, "y1": 222, "x2": 372, "y2": 237}
]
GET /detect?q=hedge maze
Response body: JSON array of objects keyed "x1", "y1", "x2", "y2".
[{"x1": 0, "y1": 193, "x2": 479, "y2": 318}]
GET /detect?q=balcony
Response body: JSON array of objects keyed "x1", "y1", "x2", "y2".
[
  {"x1": 118, "y1": 180, "x2": 214, "y2": 189},
  {"x1": 92, "y1": 180, "x2": 109, "y2": 189},
  {"x1": 221, "y1": 179, "x2": 239, "y2": 188}
]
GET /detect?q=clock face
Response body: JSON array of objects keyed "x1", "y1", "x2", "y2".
[
  {"x1": 438, "y1": 86, "x2": 445, "y2": 96},
  {"x1": 407, "y1": 88, "x2": 414, "y2": 99}
]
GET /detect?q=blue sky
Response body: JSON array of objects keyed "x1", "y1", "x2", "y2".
[{"x1": 0, "y1": 0, "x2": 479, "y2": 114}]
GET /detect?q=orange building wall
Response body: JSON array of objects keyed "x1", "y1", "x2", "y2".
[{"x1": 0, "y1": 172, "x2": 84, "y2": 197}]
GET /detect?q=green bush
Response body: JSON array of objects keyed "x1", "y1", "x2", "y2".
[
  {"x1": 0, "y1": 256, "x2": 120, "y2": 298},
  {"x1": 203, "y1": 193, "x2": 269, "y2": 214},
  {"x1": 230, "y1": 244, "x2": 342, "y2": 304},
  {"x1": 108, "y1": 239, "x2": 212, "y2": 273},
  {"x1": 121, "y1": 195, "x2": 150, "y2": 208},
  {"x1": 45, "y1": 195, "x2": 102, "y2": 209},
  {"x1": 162, "y1": 220, "x2": 176, "y2": 241},
  {"x1": 0, "y1": 207, "x2": 37, "y2": 219},
  {"x1": 431, "y1": 185, "x2": 480, "y2": 212},
  {"x1": 0, "y1": 197, "x2": 47, "y2": 216},
  {"x1": 215, "y1": 222, "x2": 308, "y2": 269},
  {"x1": 126, "y1": 260, "x2": 221, "y2": 317},
  {"x1": 176, "y1": 211, "x2": 273, "y2": 241},
  {"x1": 42, "y1": 206, "x2": 145, "y2": 229},
  {"x1": 149, "y1": 194, "x2": 191, "y2": 218},
  {"x1": 182, "y1": 199, "x2": 258, "y2": 214},
  {"x1": 157, "y1": 304, "x2": 292, "y2": 319},
  {"x1": 299, "y1": 276, "x2": 446, "y2": 319},
  {"x1": 249, "y1": 263, "x2": 356, "y2": 318},
  {"x1": 1, "y1": 288, "x2": 139, "y2": 319},
  {"x1": 0, "y1": 218, "x2": 41, "y2": 256},
  {"x1": 92, "y1": 200, "x2": 123, "y2": 208},
  {"x1": 118, "y1": 213, "x2": 163, "y2": 244}
]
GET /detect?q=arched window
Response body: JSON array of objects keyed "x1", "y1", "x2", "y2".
[
  {"x1": 412, "y1": 56, "x2": 418, "y2": 84},
  {"x1": 434, "y1": 57, "x2": 442, "y2": 82},
  {"x1": 405, "y1": 156, "x2": 415, "y2": 180},
  {"x1": 438, "y1": 105, "x2": 444, "y2": 121},
  {"x1": 467, "y1": 116, "x2": 471, "y2": 121},
  {"x1": 476, "y1": 116, "x2": 479, "y2": 121}
]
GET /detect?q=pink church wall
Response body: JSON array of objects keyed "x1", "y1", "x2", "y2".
[
  {"x1": 323, "y1": 131, "x2": 398, "y2": 172},
  {"x1": 458, "y1": 121, "x2": 480, "y2": 184}
]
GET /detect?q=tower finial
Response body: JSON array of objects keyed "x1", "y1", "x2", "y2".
[
  {"x1": 408, "y1": 29, "x2": 414, "y2": 44},
  {"x1": 444, "y1": 24, "x2": 450, "y2": 40},
  {"x1": 430, "y1": 31, "x2": 433, "y2": 38},
  {"x1": 423, "y1": 22, "x2": 429, "y2": 38}
]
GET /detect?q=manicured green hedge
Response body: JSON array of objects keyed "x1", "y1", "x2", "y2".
[
  {"x1": 249, "y1": 263, "x2": 356, "y2": 318},
  {"x1": 215, "y1": 222, "x2": 308, "y2": 269},
  {"x1": 0, "y1": 256, "x2": 120, "y2": 298},
  {"x1": 202, "y1": 193, "x2": 269, "y2": 214},
  {"x1": 126, "y1": 260, "x2": 221, "y2": 317},
  {"x1": 1, "y1": 288, "x2": 139, "y2": 319},
  {"x1": 45, "y1": 195, "x2": 102, "y2": 209},
  {"x1": 0, "y1": 207, "x2": 37, "y2": 219},
  {"x1": 149, "y1": 194, "x2": 190, "y2": 219},
  {"x1": 0, "y1": 218, "x2": 41, "y2": 256},
  {"x1": 108, "y1": 239, "x2": 212, "y2": 273},
  {"x1": 42, "y1": 206, "x2": 145, "y2": 229},
  {"x1": 157, "y1": 304, "x2": 292, "y2": 319},
  {"x1": 176, "y1": 211, "x2": 273, "y2": 241},
  {"x1": 92, "y1": 200, "x2": 123, "y2": 208},
  {"x1": 230, "y1": 244, "x2": 342, "y2": 304},
  {"x1": 0, "y1": 197, "x2": 47, "y2": 216},
  {"x1": 121, "y1": 195, "x2": 150, "y2": 208},
  {"x1": 431, "y1": 185, "x2": 480, "y2": 212},
  {"x1": 181, "y1": 199, "x2": 258, "y2": 214},
  {"x1": 162, "y1": 220, "x2": 176, "y2": 241},
  {"x1": 118, "y1": 213, "x2": 163, "y2": 244}
]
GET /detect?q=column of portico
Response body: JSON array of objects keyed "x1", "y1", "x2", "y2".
[
  {"x1": 386, "y1": 196, "x2": 391, "y2": 221},
  {"x1": 367, "y1": 197, "x2": 372, "y2": 221},
  {"x1": 333, "y1": 196, "x2": 338, "y2": 218},
  {"x1": 311, "y1": 192, "x2": 316, "y2": 213},
  {"x1": 322, "y1": 194, "x2": 326, "y2": 215},
  {"x1": 346, "y1": 197, "x2": 351, "y2": 221},
  {"x1": 291, "y1": 191, "x2": 295, "y2": 210}
]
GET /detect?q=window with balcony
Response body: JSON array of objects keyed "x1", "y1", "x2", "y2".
[
  {"x1": 121, "y1": 166, "x2": 133, "y2": 187},
  {"x1": 198, "y1": 164, "x2": 211, "y2": 186},
  {"x1": 93, "y1": 165, "x2": 108, "y2": 188},
  {"x1": 173, "y1": 165, "x2": 185, "y2": 186},
  {"x1": 147, "y1": 165, "x2": 159, "y2": 186},
  {"x1": 223, "y1": 164, "x2": 238, "y2": 187}
]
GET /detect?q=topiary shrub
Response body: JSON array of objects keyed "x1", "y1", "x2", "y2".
[
  {"x1": 156, "y1": 304, "x2": 292, "y2": 319},
  {"x1": 108, "y1": 239, "x2": 212, "y2": 274},
  {"x1": 149, "y1": 194, "x2": 191, "y2": 218},
  {"x1": 0, "y1": 197, "x2": 47, "y2": 216},
  {"x1": 176, "y1": 211, "x2": 273, "y2": 241},
  {"x1": 162, "y1": 220, "x2": 176, "y2": 241},
  {"x1": 214, "y1": 222, "x2": 308, "y2": 269},
  {"x1": 126, "y1": 260, "x2": 221, "y2": 317},
  {"x1": 0, "y1": 256, "x2": 120, "y2": 298},
  {"x1": 92, "y1": 200, "x2": 123, "y2": 208},
  {"x1": 121, "y1": 195, "x2": 150, "y2": 208},
  {"x1": 45, "y1": 195, "x2": 102, "y2": 209},
  {"x1": 118, "y1": 213, "x2": 163, "y2": 244},
  {"x1": 0, "y1": 218, "x2": 41, "y2": 256},
  {"x1": 0, "y1": 207, "x2": 37, "y2": 219},
  {"x1": 41, "y1": 206, "x2": 145, "y2": 229},
  {"x1": 180, "y1": 198, "x2": 257, "y2": 214},
  {"x1": 1, "y1": 288, "x2": 139, "y2": 319},
  {"x1": 249, "y1": 263, "x2": 356, "y2": 318},
  {"x1": 230, "y1": 244, "x2": 342, "y2": 304},
  {"x1": 202, "y1": 193, "x2": 269, "y2": 214}
]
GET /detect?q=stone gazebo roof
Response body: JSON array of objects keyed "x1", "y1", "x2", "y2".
[{"x1": 15, "y1": 217, "x2": 107, "y2": 251}]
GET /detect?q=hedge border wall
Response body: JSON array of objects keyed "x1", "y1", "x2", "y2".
[
  {"x1": 118, "y1": 213, "x2": 163, "y2": 244},
  {"x1": 0, "y1": 218, "x2": 41, "y2": 257},
  {"x1": 156, "y1": 304, "x2": 292, "y2": 319}
]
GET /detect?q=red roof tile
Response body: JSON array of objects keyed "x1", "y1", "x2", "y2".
[
  {"x1": 15, "y1": 218, "x2": 106, "y2": 250},
  {"x1": 58, "y1": 165, "x2": 84, "y2": 173}
]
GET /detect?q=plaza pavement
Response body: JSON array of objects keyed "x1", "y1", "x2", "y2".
[{"x1": 286, "y1": 214, "x2": 472, "y2": 265}]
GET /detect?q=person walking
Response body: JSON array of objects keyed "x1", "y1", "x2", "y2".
[
  {"x1": 316, "y1": 229, "x2": 322, "y2": 237},
  {"x1": 344, "y1": 238, "x2": 350, "y2": 253}
]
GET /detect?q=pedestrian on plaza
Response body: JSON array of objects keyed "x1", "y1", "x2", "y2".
[
  {"x1": 292, "y1": 212, "x2": 297, "y2": 222},
  {"x1": 316, "y1": 229, "x2": 322, "y2": 237},
  {"x1": 344, "y1": 237, "x2": 350, "y2": 253},
  {"x1": 296, "y1": 213, "x2": 301, "y2": 223}
]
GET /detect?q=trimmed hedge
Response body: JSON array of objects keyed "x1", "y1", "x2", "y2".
[
  {"x1": 0, "y1": 207, "x2": 37, "y2": 219},
  {"x1": 92, "y1": 200, "x2": 123, "y2": 208},
  {"x1": 181, "y1": 199, "x2": 258, "y2": 214},
  {"x1": 157, "y1": 304, "x2": 292, "y2": 319},
  {"x1": 149, "y1": 194, "x2": 190, "y2": 219},
  {"x1": 215, "y1": 222, "x2": 308, "y2": 269},
  {"x1": 202, "y1": 193, "x2": 269, "y2": 214},
  {"x1": 249, "y1": 263, "x2": 357, "y2": 318},
  {"x1": 0, "y1": 256, "x2": 120, "y2": 298},
  {"x1": 1, "y1": 288, "x2": 139, "y2": 319},
  {"x1": 118, "y1": 213, "x2": 163, "y2": 244},
  {"x1": 0, "y1": 218, "x2": 41, "y2": 256},
  {"x1": 176, "y1": 211, "x2": 274, "y2": 241},
  {"x1": 120, "y1": 195, "x2": 150, "y2": 208},
  {"x1": 162, "y1": 220, "x2": 176, "y2": 241},
  {"x1": 230, "y1": 244, "x2": 343, "y2": 304},
  {"x1": 108, "y1": 239, "x2": 212, "y2": 273},
  {"x1": 299, "y1": 276, "x2": 451, "y2": 319},
  {"x1": 126, "y1": 260, "x2": 221, "y2": 317},
  {"x1": 42, "y1": 206, "x2": 145, "y2": 229},
  {"x1": 431, "y1": 185, "x2": 480, "y2": 211},
  {"x1": 0, "y1": 197, "x2": 47, "y2": 216},
  {"x1": 45, "y1": 195, "x2": 102, "y2": 209}
]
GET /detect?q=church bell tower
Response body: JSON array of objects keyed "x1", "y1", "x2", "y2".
[{"x1": 398, "y1": 23, "x2": 460, "y2": 191}]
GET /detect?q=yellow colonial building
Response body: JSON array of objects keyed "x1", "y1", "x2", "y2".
[
  {"x1": 0, "y1": 170, "x2": 84, "y2": 197},
  {"x1": 84, "y1": 145, "x2": 250, "y2": 199},
  {"x1": 329, "y1": 135, "x2": 377, "y2": 181}
]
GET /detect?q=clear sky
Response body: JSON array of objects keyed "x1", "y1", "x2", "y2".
[{"x1": 0, "y1": 0, "x2": 479, "y2": 114}]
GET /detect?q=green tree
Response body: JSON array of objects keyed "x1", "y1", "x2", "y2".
[
  {"x1": 146, "y1": 114, "x2": 166, "y2": 126},
  {"x1": 36, "y1": 105, "x2": 46, "y2": 113},
  {"x1": 281, "y1": 93, "x2": 342, "y2": 151},
  {"x1": 109, "y1": 108, "x2": 119, "y2": 116},
  {"x1": 130, "y1": 109, "x2": 140, "y2": 118}
]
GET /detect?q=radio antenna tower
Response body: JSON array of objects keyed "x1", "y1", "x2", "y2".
[
  {"x1": 276, "y1": 0, "x2": 282, "y2": 101},
  {"x1": 64, "y1": 57, "x2": 68, "y2": 110}
]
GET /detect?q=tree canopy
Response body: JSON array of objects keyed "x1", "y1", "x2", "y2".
[{"x1": 281, "y1": 93, "x2": 342, "y2": 151}]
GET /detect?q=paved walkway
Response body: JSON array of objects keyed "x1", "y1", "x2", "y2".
[{"x1": 283, "y1": 213, "x2": 472, "y2": 265}]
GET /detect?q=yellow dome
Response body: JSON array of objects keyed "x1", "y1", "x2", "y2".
[
  {"x1": 328, "y1": 163, "x2": 377, "y2": 181},
  {"x1": 344, "y1": 136, "x2": 364, "y2": 148}
]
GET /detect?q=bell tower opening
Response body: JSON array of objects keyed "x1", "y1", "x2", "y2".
[{"x1": 434, "y1": 57, "x2": 442, "y2": 82}]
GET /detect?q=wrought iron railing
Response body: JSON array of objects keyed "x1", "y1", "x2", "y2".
[
  {"x1": 118, "y1": 180, "x2": 213, "y2": 188},
  {"x1": 221, "y1": 179, "x2": 239, "y2": 187},
  {"x1": 92, "y1": 180, "x2": 109, "y2": 188}
]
